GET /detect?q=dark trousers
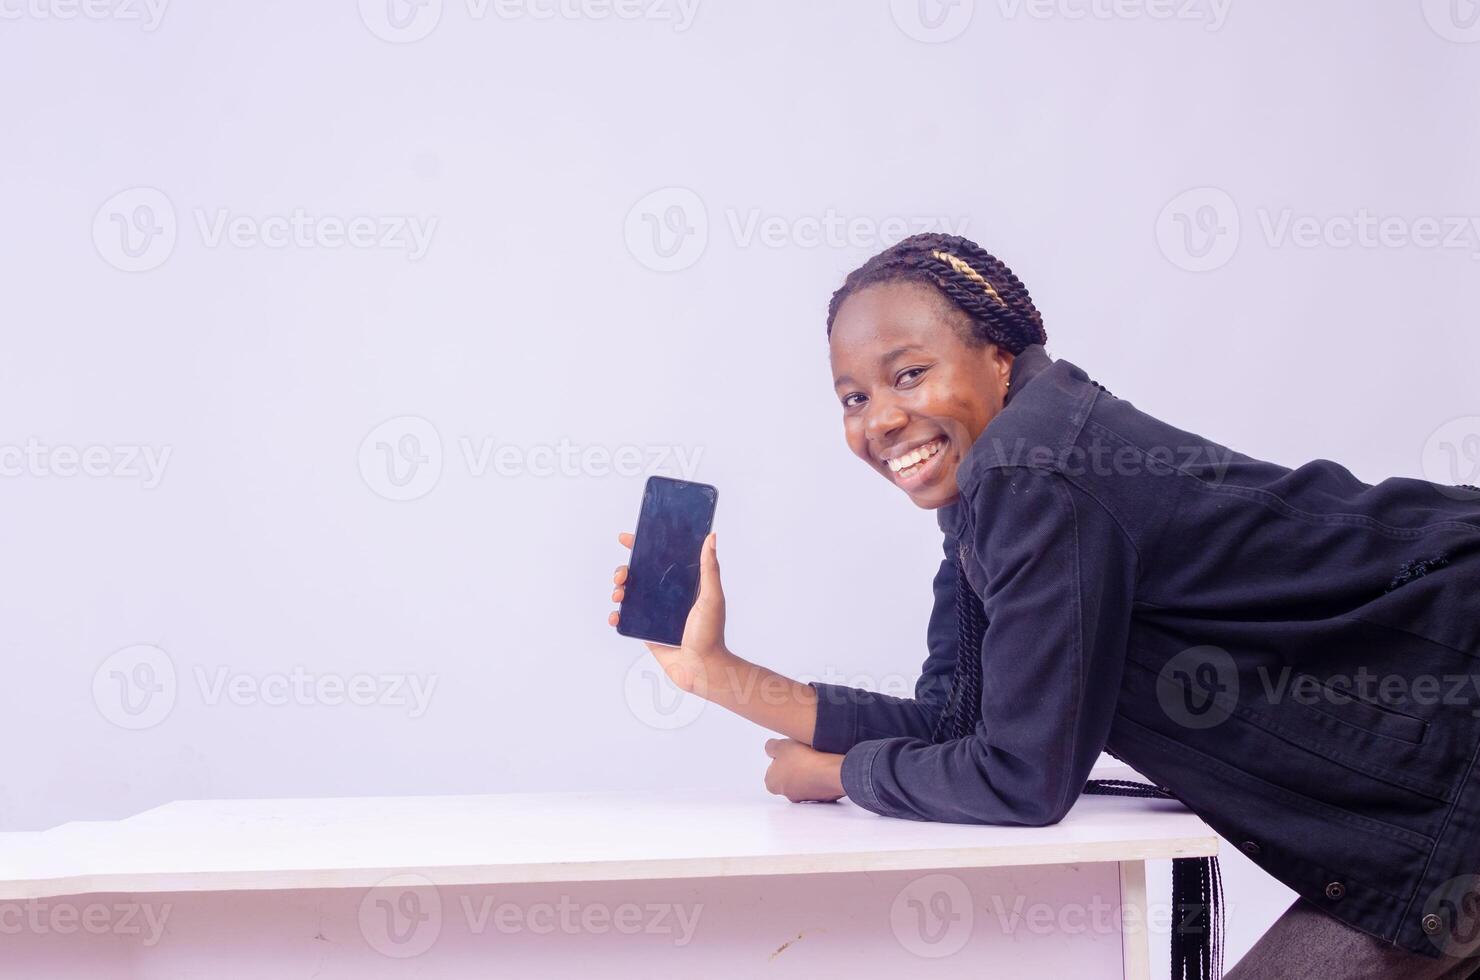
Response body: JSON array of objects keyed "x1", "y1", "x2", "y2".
[{"x1": 1226, "y1": 898, "x2": 1480, "y2": 980}]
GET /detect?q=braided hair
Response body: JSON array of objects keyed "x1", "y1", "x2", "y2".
[{"x1": 825, "y1": 233, "x2": 1048, "y2": 355}]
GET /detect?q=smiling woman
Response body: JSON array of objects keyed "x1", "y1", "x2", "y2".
[
  {"x1": 827, "y1": 252, "x2": 1030, "y2": 510},
  {"x1": 610, "y1": 232, "x2": 1480, "y2": 980}
]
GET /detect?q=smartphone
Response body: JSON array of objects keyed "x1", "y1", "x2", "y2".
[{"x1": 616, "y1": 476, "x2": 719, "y2": 647}]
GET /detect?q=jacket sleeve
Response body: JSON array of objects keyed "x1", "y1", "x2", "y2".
[
  {"x1": 837, "y1": 466, "x2": 1139, "y2": 826},
  {"x1": 807, "y1": 536, "x2": 961, "y2": 753}
]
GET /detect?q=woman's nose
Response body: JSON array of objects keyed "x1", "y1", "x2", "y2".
[{"x1": 864, "y1": 396, "x2": 909, "y2": 443}]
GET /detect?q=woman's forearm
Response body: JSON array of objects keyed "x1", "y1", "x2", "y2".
[{"x1": 701, "y1": 650, "x2": 819, "y2": 745}]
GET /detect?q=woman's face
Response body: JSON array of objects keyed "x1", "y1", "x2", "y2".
[{"x1": 829, "y1": 279, "x2": 1013, "y2": 510}]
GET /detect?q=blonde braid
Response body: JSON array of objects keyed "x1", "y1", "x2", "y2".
[{"x1": 930, "y1": 250, "x2": 1007, "y2": 308}]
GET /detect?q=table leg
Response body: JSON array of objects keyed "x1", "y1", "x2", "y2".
[{"x1": 1119, "y1": 859, "x2": 1151, "y2": 980}]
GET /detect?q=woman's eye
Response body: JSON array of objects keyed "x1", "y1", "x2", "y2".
[
  {"x1": 842, "y1": 393, "x2": 866, "y2": 409},
  {"x1": 897, "y1": 367, "x2": 927, "y2": 386}
]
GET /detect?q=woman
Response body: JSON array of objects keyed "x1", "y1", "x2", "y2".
[{"x1": 608, "y1": 233, "x2": 1480, "y2": 979}]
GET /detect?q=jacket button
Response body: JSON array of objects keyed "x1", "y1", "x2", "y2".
[
  {"x1": 1423, "y1": 913, "x2": 1444, "y2": 934},
  {"x1": 1325, "y1": 881, "x2": 1345, "y2": 900},
  {"x1": 1239, "y1": 841, "x2": 1261, "y2": 856}
]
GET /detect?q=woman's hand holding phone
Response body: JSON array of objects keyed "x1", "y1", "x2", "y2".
[
  {"x1": 608, "y1": 527, "x2": 825, "y2": 752},
  {"x1": 609, "y1": 529, "x2": 728, "y2": 697}
]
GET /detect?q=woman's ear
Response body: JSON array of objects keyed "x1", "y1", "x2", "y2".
[{"x1": 994, "y1": 345, "x2": 1016, "y2": 395}]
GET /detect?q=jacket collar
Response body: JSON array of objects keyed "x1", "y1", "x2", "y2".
[{"x1": 935, "y1": 342, "x2": 1054, "y2": 535}]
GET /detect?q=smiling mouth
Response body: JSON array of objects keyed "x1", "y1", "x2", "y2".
[{"x1": 885, "y1": 436, "x2": 947, "y2": 484}]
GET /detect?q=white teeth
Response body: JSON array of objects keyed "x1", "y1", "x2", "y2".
[{"x1": 887, "y1": 438, "x2": 943, "y2": 473}]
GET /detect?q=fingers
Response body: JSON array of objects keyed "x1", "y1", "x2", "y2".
[
  {"x1": 609, "y1": 533, "x2": 632, "y2": 630},
  {"x1": 764, "y1": 738, "x2": 778, "y2": 758}
]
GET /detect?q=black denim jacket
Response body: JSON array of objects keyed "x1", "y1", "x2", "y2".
[{"x1": 810, "y1": 343, "x2": 1480, "y2": 959}]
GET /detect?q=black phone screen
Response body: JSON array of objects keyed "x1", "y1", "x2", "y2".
[{"x1": 617, "y1": 476, "x2": 718, "y2": 647}]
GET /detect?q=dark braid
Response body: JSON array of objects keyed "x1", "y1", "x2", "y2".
[
  {"x1": 937, "y1": 549, "x2": 1225, "y2": 980},
  {"x1": 826, "y1": 233, "x2": 1048, "y2": 355},
  {"x1": 929, "y1": 543, "x2": 986, "y2": 743}
]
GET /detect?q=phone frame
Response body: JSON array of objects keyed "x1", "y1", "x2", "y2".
[{"x1": 616, "y1": 475, "x2": 718, "y2": 648}]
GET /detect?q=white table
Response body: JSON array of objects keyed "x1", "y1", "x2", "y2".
[{"x1": 0, "y1": 772, "x2": 1217, "y2": 979}]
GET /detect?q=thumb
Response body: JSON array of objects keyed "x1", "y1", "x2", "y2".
[{"x1": 698, "y1": 531, "x2": 723, "y2": 600}]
